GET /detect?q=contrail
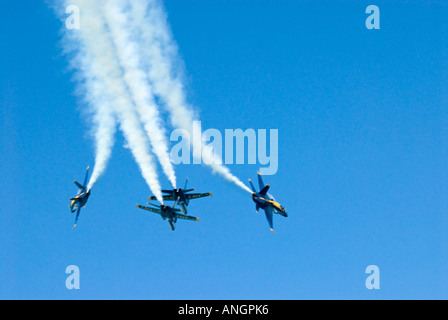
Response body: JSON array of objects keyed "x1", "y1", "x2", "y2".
[
  {"x1": 62, "y1": 37, "x2": 117, "y2": 191},
  {"x1": 103, "y1": 0, "x2": 177, "y2": 189},
  {"x1": 129, "y1": 0, "x2": 253, "y2": 194},
  {"x1": 62, "y1": 0, "x2": 164, "y2": 202},
  {"x1": 54, "y1": 0, "x2": 251, "y2": 196},
  {"x1": 56, "y1": 2, "x2": 117, "y2": 192},
  {"x1": 86, "y1": 86, "x2": 116, "y2": 191}
]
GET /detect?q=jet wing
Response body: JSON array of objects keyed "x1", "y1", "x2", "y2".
[
  {"x1": 149, "y1": 195, "x2": 176, "y2": 201},
  {"x1": 263, "y1": 206, "x2": 275, "y2": 232},
  {"x1": 137, "y1": 205, "x2": 161, "y2": 214},
  {"x1": 175, "y1": 213, "x2": 199, "y2": 222},
  {"x1": 259, "y1": 185, "x2": 270, "y2": 195},
  {"x1": 185, "y1": 192, "x2": 212, "y2": 200},
  {"x1": 73, "y1": 207, "x2": 81, "y2": 229}
]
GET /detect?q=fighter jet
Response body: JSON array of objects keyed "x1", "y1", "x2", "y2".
[
  {"x1": 148, "y1": 178, "x2": 212, "y2": 214},
  {"x1": 136, "y1": 198, "x2": 200, "y2": 231},
  {"x1": 69, "y1": 166, "x2": 91, "y2": 229},
  {"x1": 249, "y1": 172, "x2": 287, "y2": 232}
]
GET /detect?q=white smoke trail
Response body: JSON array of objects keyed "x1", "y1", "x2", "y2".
[
  {"x1": 72, "y1": 49, "x2": 117, "y2": 192},
  {"x1": 86, "y1": 89, "x2": 116, "y2": 191},
  {"x1": 53, "y1": 2, "x2": 117, "y2": 192},
  {"x1": 102, "y1": 0, "x2": 177, "y2": 189},
  {"x1": 129, "y1": 0, "x2": 253, "y2": 194},
  {"x1": 64, "y1": 0, "x2": 164, "y2": 202}
]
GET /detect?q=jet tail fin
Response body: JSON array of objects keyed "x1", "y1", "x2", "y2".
[
  {"x1": 181, "y1": 203, "x2": 188, "y2": 214},
  {"x1": 173, "y1": 197, "x2": 180, "y2": 208},
  {"x1": 248, "y1": 179, "x2": 257, "y2": 193},
  {"x1": 257, "y1": 171, "x2": 265, "y2": 190},
  {"x1": 74, "y1": 181, "x2": 85, "y2": 190},
  {"x1": 83, "y1": 166, "x2": 90, "y2": 188}
]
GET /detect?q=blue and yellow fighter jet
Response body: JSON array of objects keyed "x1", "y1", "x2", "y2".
[
  {"x1": 249, "y1": 172, "x2": 287, "y2": 232},
  {"x1": 69, "y1": 166, "x2": 91, "y2": 229},
  {"x1": 136, "y1": 198, "x2": 199, "y2": 231},
  {"x1": 148, "y1": 178, "x2": 212, "y2": 214}
]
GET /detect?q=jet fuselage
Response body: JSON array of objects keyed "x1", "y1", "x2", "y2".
[
  {"x1": 252, "y1": 192, "x2": 287, "y2": 216},
  {"x1": 159, "y1": 205, "x2": 177, "y2": 222},
  {"x1": 172, "y1": 189, "x2": 189, "y2": 206},
  {"x1": 70, "y1": 189, "x2": 91, "y2": 213}
]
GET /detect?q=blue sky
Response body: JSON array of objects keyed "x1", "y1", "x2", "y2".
[{"x1": 1, "y1": 0, "x2": 448, "y2": 299}]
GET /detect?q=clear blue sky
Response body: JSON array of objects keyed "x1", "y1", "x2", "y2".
[{"x1": 1, "y1": 0, "x2": 448, "y2": 299}]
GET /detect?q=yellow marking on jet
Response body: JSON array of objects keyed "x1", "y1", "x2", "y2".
[{"x1": 260, "y1": 197, "x2": 282, "y2": 207}]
